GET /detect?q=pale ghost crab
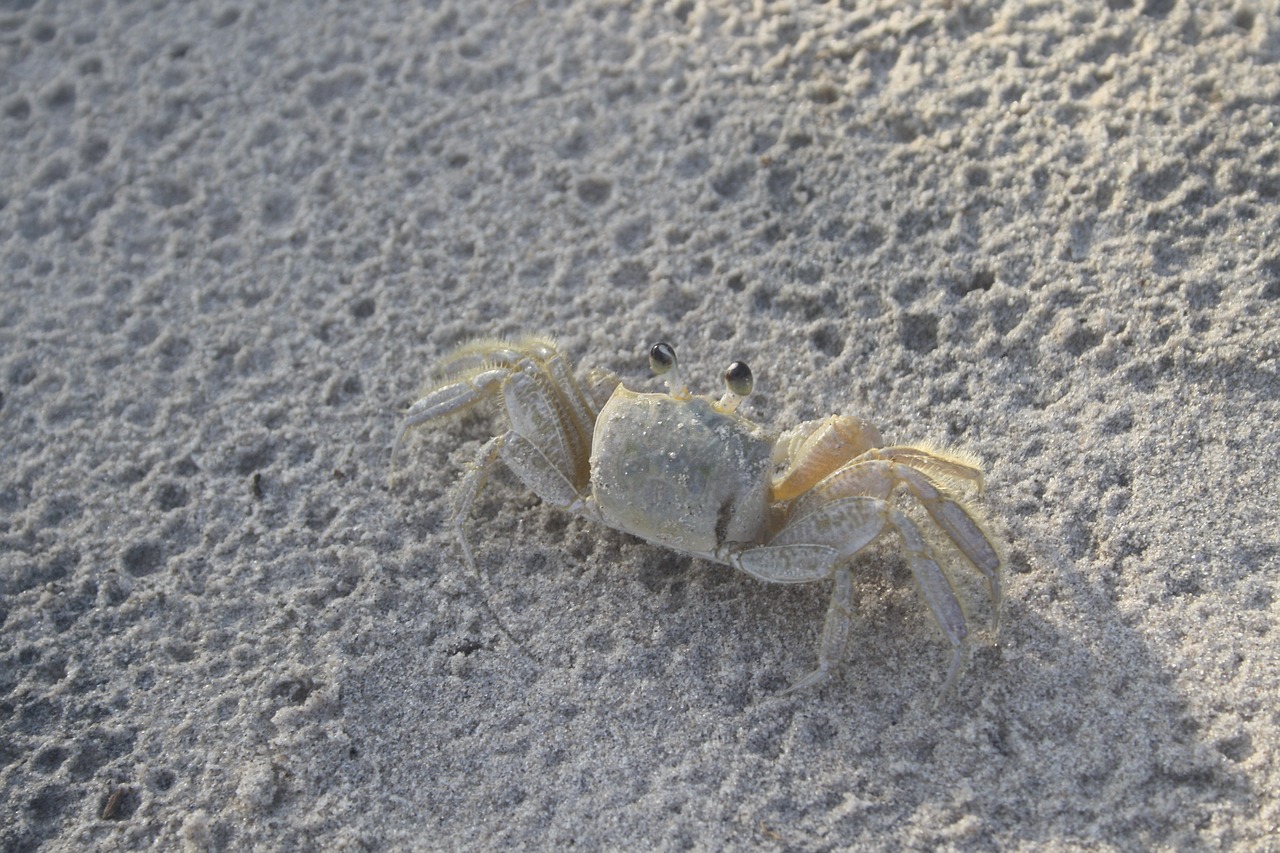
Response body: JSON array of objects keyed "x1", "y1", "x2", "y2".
[{"x1": 394, "y1": 337, "x2": 1001, "y2": 692}]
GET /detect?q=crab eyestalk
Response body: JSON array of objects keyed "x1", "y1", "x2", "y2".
[
  {"x1": 649, "y1": 341, "x2": 690, "y2": 399},
  {"x1": 716, "y1": 360, "x2": 753, "y2": 413}
]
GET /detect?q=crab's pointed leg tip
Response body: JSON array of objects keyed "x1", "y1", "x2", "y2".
[
  {"x1": 782, "y1": 668, "x2": 828, "y2": 695},
  {"x1": 933, "y1": 648, "x2": 964, "y2": 708}
]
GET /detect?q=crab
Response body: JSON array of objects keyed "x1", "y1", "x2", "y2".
[{"x1": 394, "y1": 337, "x2": 1002, "y2": 693}]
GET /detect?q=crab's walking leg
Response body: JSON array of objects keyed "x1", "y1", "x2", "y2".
[
  {"x1": 393, "y1": 338, "x2": 601, "y2": 663},
  {"x1": 449, "y1": 435, "x2": 506, "y2": 572},
  {"x1": 869, "y1": 446, "x2": 985, "y2": 490},
  {"x1": 785, "y1": 566, "x2": 854, "y2": 693},
  {"x1": 500, "y1": 434, "x2": 584, "y2": 509},
  {"x1": 783, "y1": 462, "x2": 976, "y2": 691},
  {"x1": 445, "y1": 366, "x2": 590, "y2": 568},
  {"x1": 442, "y1": 433, "x2": 538, "y2": 661},
  {"x1": 883, "y1": 464, "x2": 1002, "y2": 626},
  {"x1": 717, "y1": 497, "x2": 884, "y2": 691},
  {"x1": 392, "y1": 367, "x2": 510, "y2": 461},
  {"x1": 791, "y1": 460, "x2": 1002, "y2": 627},
  {"x1": 888, "y1": 507, "x2": 968, "y2": 696},
  {"x1": 497, "y1": 367, "x2": 592, "y2": 508}
]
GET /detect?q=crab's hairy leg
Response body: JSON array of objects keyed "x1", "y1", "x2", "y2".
[
  {"x1": 888, "y1": 507, "x2": 968, "y2": 699},
  {"x1": 449, "y1": 435, "x2": 506, "y2": 572},
  {"x1": 433, "y1": 336, "x2": 556, "y2": 380},
  {"x1": 785, "y1": 462, "x2": 893, "y2": 522},
  {"x1": 503, "y1": 368, "x2": 575, "y2": 477},
  {"x1": 784, "y1": 566, "x2": 854, "y2": 693},
  {"x1": 887, "y1": 464, "x2": 1002, "y2": 623},
  {"x1": 433, "y1": 342, "x2": 520, "y2": 379},
  {"x1": 502, "y1": 362, "x2": 603, "y2": 494},
  {"x1": 540, "y1": 349, "x2": 602, "y2": 446},
  {"x1": 530, "y1": 359, "x2": 596, "y2": 488},
  {"x1": 756, "y1": 457, "x2": 991, "y2": 692},
  {"x1": 445, "y1": 433, "x2": 540, "y2": 663},
  {"x1": 392, "y1": 367, "x2": 510, "y2": 461},
  {"x1": 500, "y1": 433, "x2": 584, "y2": 509},
  {"x1": 720, "y1": 493, "x2": 886, "y2": 685},
  {"x1": 785, "y1": 458, "x2": 1001, "y2": 627},
  {"x1": 772, "y1": 416, "x2": 884, "y2": 502},
  {"x1": 869, "y1": 446, "x2": 985, "y2": 491}
]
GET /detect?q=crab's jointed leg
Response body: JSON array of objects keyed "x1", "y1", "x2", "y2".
[
  {"x1": 789, "y1": 457, "x2": 1002, "y2": 619},
  {"x1": 395, "y1": 337, "x2": 604, "y2": 567},
  {"x1": 392, "y1": 367, "x2": 510, "y2": 462},
  {"x1": 727, "y1": 429, "x2": 1002, "y2": 692},
  {"x1": 784, "y1": 566, "x2": 854, "y2": 693},
  {"x1": 771, "y1": 415, "x2": 885, "y2": 502},
  {"x1": 886, "y1": 506, "x2": 969, "y2": 694},
  {"x1": 715, "y1": 494, "x2": 881, "y2": 691},
  {"x1": 448, "y1": 435, "x2": 505, "y2": 572}
]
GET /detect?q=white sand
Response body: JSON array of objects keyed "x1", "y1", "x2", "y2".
[{"x1": 2, "y1": 1, "x2": 1277, "y2": 849}]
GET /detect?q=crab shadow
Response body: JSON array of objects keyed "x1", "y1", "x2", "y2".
[
  {"x1": 367, "y1": 482, "x2": 1255, "y2": 847},
  {"x1": 679, "y1": 524, "x2": 1252, "y2": 844}
]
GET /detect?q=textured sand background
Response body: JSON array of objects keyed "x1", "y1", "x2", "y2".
[{"x1": 2, "y1": 0, "x2": 1278, "y2": 849}]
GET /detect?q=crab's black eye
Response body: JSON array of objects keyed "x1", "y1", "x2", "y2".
[
  {"x1": 724, "y1": 360, "x2": 753, "y2": 397},
  {"x1": 649, "y1": 342, "x2": 676, "y2": 375}
]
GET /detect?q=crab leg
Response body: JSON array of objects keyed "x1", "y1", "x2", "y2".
[
  {"x1": 541, "y1": 349, "x2": 602, "y2": 452},
  {"x1": 748, "y1": 493, "x2": 970, "y2": 691},
  {"x1": 431, "y1": 336, "x2": 555, "y2": 380},
  {"x1": 771, "y1": 494, "x2": 887, "y2": 555},
  {"x1": 443, "y1": 433, "x2": 539, "y2": 661},
  {"x1": 449, "y1": 435, "x2": 506, "y2": 572},
  {"x1": 772, "y1": 416, "x2": 884, "y2": 502},
  {"x1": 785, "y1": 566, "x2": 854, "y2": 693},
  {"x1": 887, "y1": 464, "x2": 1002, "y2": 621},
  {"x1": 887, "y1": 507, "x2": 968, "y2": 695},
  {"x1": 747, "y1": 451, "x2": 995, "y2": 691},
  {"x1": 500, "y1": 433, "x2": 583, "y2": 509},
  {"x1": 502, "y1": 368, "x2": 574, "y2": 475},
  {"x1": 392, "y1": 367, "x2": 511, "y2": 460},
  {"x1": 868, "y1": 446, "x2": 985, "y2": 489},
  {"x1": 728, "y1": 542, "x2": 841, "y2": 583},
  {"x1": 396, "y1": 340, "x2": 597, "y2": 564},
  {"x1": 788, "y1": 459, "x2": 1001, "y2": 621}
]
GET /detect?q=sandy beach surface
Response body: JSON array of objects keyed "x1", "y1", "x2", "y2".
[{"x1": 2, "y1": 1, "x2": 1278, "y2": 849}]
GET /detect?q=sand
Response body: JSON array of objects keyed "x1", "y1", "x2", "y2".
[{"x1": 2, "y1": 0, "x2": 1277, "y2": 849}]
